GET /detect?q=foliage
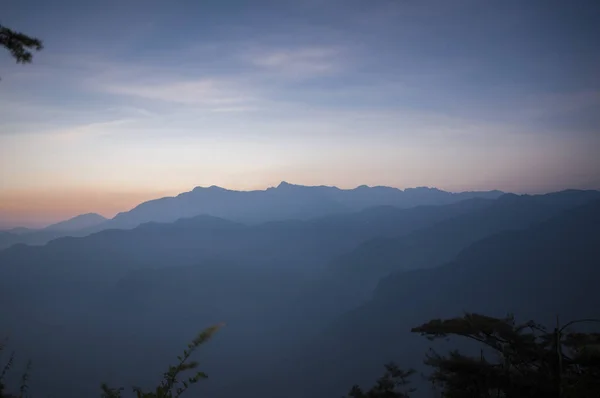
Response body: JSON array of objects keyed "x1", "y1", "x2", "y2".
[
  {"x1": 0, "y1": 23, "x2": 43, "y2": 80},
  {"x1": 347, "y1": 313, "x2": 600, "y2": 398},
  {"x1": 411, "y1": 313, "x2": 600, "y2": 398},
  {"x1": 3, "y1": 313, "x2": 600, "y2": 398},
  {"x1": 100, "y1": 323, "x2": 223, "y2": 398},
  {"x1": 0, "y1": 24, "x2": 43, "y2": 64},
  {"x1": 344, "y1": 363, "x2": 415, "y2": 398},
  {"x1": 0, "y1": 340, "x2": 32, "y2": 398}
]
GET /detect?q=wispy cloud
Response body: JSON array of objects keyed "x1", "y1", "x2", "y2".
[
  {"x1": 102, "y1": 78, "x2": 258, "y2": 106},
  {"x1": 80, "y1": 46, "x2": 344, "y2": 111},
  {"x1": 50, "y1": 119, "x2": 137, "y2": 141},
  {"x1": 248, "y1": 46, "x2": 343, "y2": 77}
]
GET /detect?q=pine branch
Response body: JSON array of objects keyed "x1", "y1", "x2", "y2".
[{"x1": 0, "y1": 24, "x2": 43, "y2": 64}]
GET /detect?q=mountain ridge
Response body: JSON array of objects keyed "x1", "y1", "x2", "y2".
[
  {"x1": 328, "y1": 188, "x2": 600, "y2": 282},
  {"x1": 1, "y1": 190, "x2": 598, "y2": 398},
  {"x1": 262, "y1": 198, "x2": 600, "y2": 398},
  {"x1": 106, "y1": 182, "x2": 505, "y2": 230},
  {"x1": 0, "y1": 182, "x2": 505, "y2": 250},
  {"x1": 43, "y1": 213, "x2": 108, "y2": 231}
]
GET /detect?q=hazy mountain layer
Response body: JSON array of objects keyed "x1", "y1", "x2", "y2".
[
  {"x1": 330, "y1": 189, "x2": 600, "y2": 281},
  {"x1": 43, "y1": 213, "x2": 107, "y2": 231},
  {"x1": 0, "y1": 190, "x2": 598, "y2": 398},
  {"x1": 106, "y1": 182, "x2": 504, "y2": 229},
  {"x1": 250, "y1": 198, "x2": 600, "y2": 398},
  {"x1": 0, "y1": 183, "x2": 503, "y2": 250}
]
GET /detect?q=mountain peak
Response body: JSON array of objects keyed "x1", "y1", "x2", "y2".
[
  {"x1": 277, "y1": 181, "x2": 295, "y2": 189},
  {"x1": 192, "y1": 185, "x2": 229, "y2": 192}
]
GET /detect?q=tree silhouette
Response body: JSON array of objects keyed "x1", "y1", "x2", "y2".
[
  {"x1": 411, "y1": 313, "x2": 600, "y2": 398},
  {"x1": 347, "y1": 313, "x2": 600, "y2": 398},
  {"x1": 100, "y1": 323, "x2": 223, "y2": 398},
  {"x1": 344, "y1": 363, "x2": 415, "y2": 398},
  {"x1": 4, "y1": 313, "x2": 600, "y2": 398},
  {"x1": 1, "y1": 323, "x2": 222, "y2": 398},
  {"x1": 0, "y1": 23, "x2": 43, "y2": 79},
  {"x1": 0, "y1": 340, "x2": 32, "y2": 398}
]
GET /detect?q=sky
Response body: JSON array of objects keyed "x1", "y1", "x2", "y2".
[{"x1": 1, "y1": 0, "x2": 599, "y2": 228}]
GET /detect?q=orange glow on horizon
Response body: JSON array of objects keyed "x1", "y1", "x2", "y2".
[
  {"x1": 1, "y1": 175, "x2": 593, "y2": 229},
  {"x1": 0, "y1": 188, "x2": 180, "y2": 228}
]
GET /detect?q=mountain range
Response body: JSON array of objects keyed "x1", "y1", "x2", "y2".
[
  {"x1": 1, "y1": 187, "x2": 598, "y2": 398},
  {"x1": 270, "y1": 197, "x2": 600, "y2": 398},
  {"x1": 105, "y1": 182, "x2": 504, "y2": 228},
  {"x1": 0, "y1": 182, "x2": 503, "y2": 250}
]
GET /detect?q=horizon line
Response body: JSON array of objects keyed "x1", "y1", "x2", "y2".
[{"x1": 3, "y1": 183, "x2": 599, "y2": 231}]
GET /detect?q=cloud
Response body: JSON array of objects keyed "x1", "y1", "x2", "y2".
[
  {"x1": 101, "y1": 78, "x2": 258, "y2": 107},
  {"x1": 0, "y1": 92, "x2": 157, "y2": 137},
  {"x1": 49, "y1": 119, "x2": 137, "y2": 141},
  {"x1": 248, "y1": 46, "x2": 342, "y2": 77}
]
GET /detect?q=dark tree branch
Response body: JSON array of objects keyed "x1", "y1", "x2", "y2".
[{"x1": 0, "y1": 24, "x2": 43, "y2": 64}]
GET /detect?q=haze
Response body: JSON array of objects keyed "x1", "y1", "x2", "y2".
[{"x1": 1, "y1": 0, "x2": 599, "y2": 227}]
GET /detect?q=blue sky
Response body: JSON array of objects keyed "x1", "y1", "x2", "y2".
[{"x1": 1, "y1": 0, "x2": 599, "y2": 227}]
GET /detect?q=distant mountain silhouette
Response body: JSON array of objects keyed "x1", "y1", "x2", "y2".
[
  {"x1": 330, "y1": 189, "x2": 600, "y2": 281},
  {"x1": 0, "y1": 199, "x2": 494, "y2": 286},
  {"x1": 0, "y1": 225, "x2": 98, "y2": 251},
  {"x1": 0, "y1": 214, "x2": 106, "y2": 250},
  {"x1": 43, "y1": 213, "x2": 107, "y2": 231},
  {"x1": 104, "y1": 182, "x2": 504, "y2": 229},
  {"x1": 1, "y1": 189, "x2": 598, "y2": 398},
  {"x1": 2, "y1": 227, "x2": 36, "y2": 235},
  {"x1": 0, "y1": 198, "x2": 501, "y2": 397},
  {"x1": 0, "y1": 183, "x2": 503, "y2": 250}
]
